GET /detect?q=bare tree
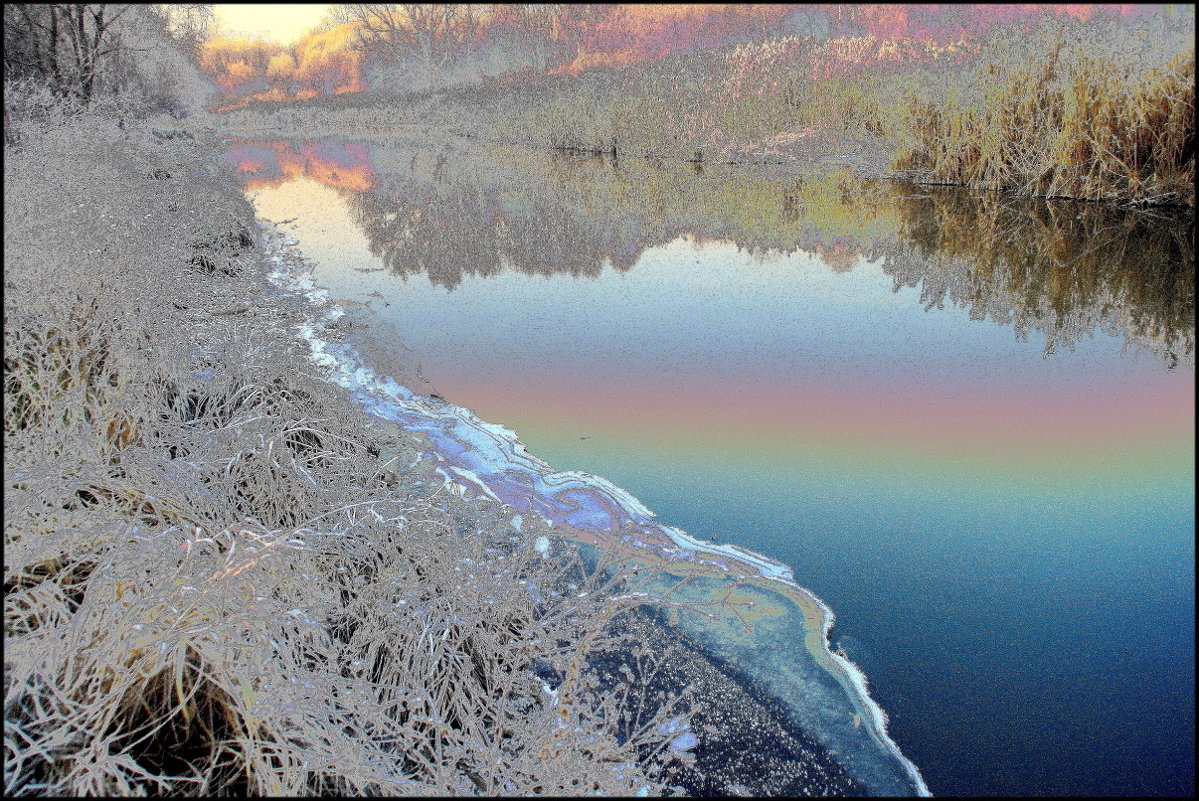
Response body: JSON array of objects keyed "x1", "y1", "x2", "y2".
[
  {"x1": 553, "y1": 4, "x2": 629, "y2": 63},
  {"x1": 151, "y1": 4, "x2": 216, "y2": 59},
  {"x1": 496, "y1": 4, "x2": 563, "y2": 72},
  {"x1": 4, "y1": 4, "x2": 133, "y2": 102},
  {"x1": 4, "y1": 4, "x2": 214, "y2": 120},
  {"x1": 344, "y1": 4, "x2": 482, "y2": 87},
  {"x1": 310, "y1": 4, "x2": 357, "y2": 34}
]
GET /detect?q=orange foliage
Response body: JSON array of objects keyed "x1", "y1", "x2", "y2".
[
  {"x1": 558, "y1": 50, "x2": 638, "y2": 75},
  {"x1": 853, "y1": 5, "x2": 910, "y2": 39},
  {"x1": 201, "y1": 23, "x2": 364, "y2": 108},
  {"x1": 224, "y1": 61, "x2": 255, "y2": 87},
  {"x1": 200, "y1": 36, "x2": 283, "y2": 93},
  {"x1": 267, "y1": 52, "x2": 296, "y2": 78},
  {"x1": 292, "y1": 23, "x2": 365, "y2": 96},
  {"x1": 623, "y1": 4, "x2": 793, "y2": 52},
  {"x1": 227, "y1": 140, "x2": 376, "y2": 193},
  {"x1": 202, "y1": 4, "x2": 1146, "y2": 104},
  {"x1": 556, "y1": 4, "x2": 793, "y2": 74}
]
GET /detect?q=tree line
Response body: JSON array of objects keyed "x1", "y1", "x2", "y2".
[{"x1": 200, "y1": 4, "x2": 821, "y2": 102}]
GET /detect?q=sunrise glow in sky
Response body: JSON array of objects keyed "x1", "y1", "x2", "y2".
[{"x1": 212, "y1": 4, "x2": 332, "y2": 44}]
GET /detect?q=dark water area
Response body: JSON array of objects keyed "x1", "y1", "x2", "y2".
[{"x1": 229, "y1": 136, "x2": 1195, "y2": 796}]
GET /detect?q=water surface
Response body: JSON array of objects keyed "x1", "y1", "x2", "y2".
[{"x1": 230, "y1": 136, "x2": 1195, "y2": 796}]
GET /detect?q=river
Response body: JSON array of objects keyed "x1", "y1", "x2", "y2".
[{"x1": 227, "y1": 135, "x2": 1194, "y2": 796}]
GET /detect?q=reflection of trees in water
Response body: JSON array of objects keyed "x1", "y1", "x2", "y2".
[
  {"x1": 348, "y1": 172, "x2": 647, "y2": 290},
  {"x1": 348, "y1": 148, "x2": 866, "y2": 290},
  {"x1": 342, "y1": 141, "x2": 1192, "y2": 367},
  {"x1": 879, "y1": 190, "x2": 1194, "y2": 368}
]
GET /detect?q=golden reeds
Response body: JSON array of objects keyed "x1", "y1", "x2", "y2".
[{"x1": 894, "y1": 30, "x2": 1195, "y2": 206}]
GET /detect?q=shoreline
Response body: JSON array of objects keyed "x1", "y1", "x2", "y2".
[
  {"x1": 5, "y1": 108, "x2": 925, "y2": 795},
  {"x1": 216, "y1": 115, "x2": 901, "y2": 189},
  {"x1": 7, "y1": 113, "x2": 671, "y2": 794},
  {"x1": 257, "y1": 182, "x2": 930, "y2": 795},
  {"x1": 213, "y1": 65, "x2": 1195, "y2": 211}
]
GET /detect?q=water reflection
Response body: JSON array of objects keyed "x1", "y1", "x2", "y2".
[
  {"x1": 230, "y1": 138, "x2": 377, "y2": 192},
  {"x1": 878, "y1": 191, "x2": 1195, "y2": 368},
  {"x1": 234, "y1": 135, "x2": 1194, "y2": 799},
  {"x1": 226, "y1": 138, "x2": 1193, "y2": 367},
  {"x1": 348, "y1": 182, "x2": 641, "y2": 288}
]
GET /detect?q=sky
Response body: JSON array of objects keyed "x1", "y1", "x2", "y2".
[{"x1": 211, "y1": 4, "x2": 332, "y2": 44}]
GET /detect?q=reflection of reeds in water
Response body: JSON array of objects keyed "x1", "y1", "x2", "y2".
[
  {"x1": 879, "y1": 188, "x2": 1195, "y2": 367},
  {"x1": 341, "y1": 141, "x2": 900, "y2": 289},
  {"x1": 252, "y1": 137, "x2": 1191, "y2": 367},
  {"x1": 349, "y1": 175, "x2": 642, "y2": 290}
]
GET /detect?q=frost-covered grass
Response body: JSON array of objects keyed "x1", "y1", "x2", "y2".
[{"x1": 4, "y1": 96, "x2": 700, "y2": 796}]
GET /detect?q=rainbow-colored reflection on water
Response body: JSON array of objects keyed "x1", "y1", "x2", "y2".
[{"x1": 238, "y1": 137, "x2": 1195, "y2": 796}]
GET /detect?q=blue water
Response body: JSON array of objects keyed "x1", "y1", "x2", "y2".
[
  {"x1": 237, "y1": 137, "x2": 1196, "y2": 796},
  {"x1": 530, "y1": 453, "x2": 1196, "y2": 796}
]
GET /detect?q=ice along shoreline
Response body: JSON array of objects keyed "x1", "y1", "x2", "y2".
[{"x1": 259, "y1": 223, "x2": 932, "y2": 797}]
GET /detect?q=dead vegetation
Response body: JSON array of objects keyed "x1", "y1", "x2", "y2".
[
  {"x1": 4, "y1": 100, "x2": 704, "y2": 796},
  {"x1": 893, "y1": 24, "x2": 1195, "y2": 206},
  {"x1": 214, "y1": 13, "x2": 1194, "y2": 207}
]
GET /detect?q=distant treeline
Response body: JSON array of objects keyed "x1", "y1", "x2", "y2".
[
  {"x1": 201, "y1": 5, "x2": 1170, "y2": 108},
  {"x1": 215, "y1": 6, "x2": 1195, "y2": 206}
]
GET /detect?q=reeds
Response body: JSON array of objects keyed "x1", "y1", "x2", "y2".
[
  {"x1": 893, "y1": 27, "x2": 1195, "y2": 206},
  {"x1": 211, "y1": 14, "x2": 1193, "y2": 207}
]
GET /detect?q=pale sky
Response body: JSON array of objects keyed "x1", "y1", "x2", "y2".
[{"x1": 211, "y1": 4, "x2": 333, "y2": 45}]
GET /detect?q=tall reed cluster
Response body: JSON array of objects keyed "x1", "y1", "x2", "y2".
[{"x1": 893, "y1": 27, "x2": 1195, "y2": 205}]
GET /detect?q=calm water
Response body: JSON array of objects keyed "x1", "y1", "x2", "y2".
[{"x1": 230, "y1": 137, "x2": 1195, "y2": 796}]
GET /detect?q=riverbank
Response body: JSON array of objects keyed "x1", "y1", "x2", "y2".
[
  {"x1": 211, "y1": 16, "x2": 1194, "y2": 208},
  {"x1": 213, "y1": 89, "x2": 898, "y2": 182},
  {"x1": 2, "y1": 109, "x2": 706, "y2": 795}
]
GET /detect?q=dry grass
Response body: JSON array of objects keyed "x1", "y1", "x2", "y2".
[
  {"x1": 893, "y1": 26, "x2": 1195, "y2": 206},
  {"x1": 4, "y1": 94, "x2": 704, "y2": 796},
  {"x1": 214, "y1": 16, "x2": 1194, "y2": 207}
]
